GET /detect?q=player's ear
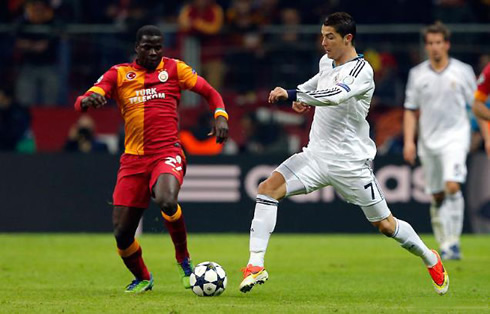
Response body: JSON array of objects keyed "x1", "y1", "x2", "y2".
[{"x1": 344, "y1": 34, "x2": 352, "y2": 46}]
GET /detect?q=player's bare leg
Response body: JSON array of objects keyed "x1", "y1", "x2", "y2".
[
  {"x1": 240, "y1": 171, "x2": 286, "y2": 293},
  {"x1": 369, "y1": 209, "x2": 448, "y2": 295},
  {"x1": 153, "y1": 174, "x2": 193, "y2": 288},
  {"x1": 113, "y1": 206, "x2": 153, "y2": 293}
]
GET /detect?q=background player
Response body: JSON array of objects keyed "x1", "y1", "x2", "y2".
[
  {"x1": 74, "y1": 25, "x2": 229, "y2": 293},
  {"x1": 473, "y1": 63, "x2": 490, "y2": 122},
  {"x1": 240, "y1": 12, "x2": 448, "y2": 296},
  {"x1": 403, "y1": 22, "x2": 485, "y2": 260}
]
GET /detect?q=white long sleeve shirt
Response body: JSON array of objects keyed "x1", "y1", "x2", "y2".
[{"x1": 294, "y1": 54, "x2": 377, "y2": 161}]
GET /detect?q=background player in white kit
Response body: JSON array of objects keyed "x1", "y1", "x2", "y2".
[
  {"x1": 403, "y1": 22, "x2": 487, "y2": 260},
  {"x1": 239, "y1": 12, "x2": 448, "y2": 296}
]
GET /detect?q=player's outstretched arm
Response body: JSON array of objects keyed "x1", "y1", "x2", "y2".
[
  {"x1": 296, "y1": 64, "x2": 372, "y2": 107},
  {"x1": 190, "y1": 76, "x2": 229, "y2": 144},
  {"x1": 74, "y1": 92, "x2": 107, "y2": 112},
  {"x1": 74, "y1": 67, "x2": 117, "y2": 112},
  {"x1": 269, "y1": 73, "x2": 319, "y2": 106},
  {"x1": 208, "y1": 115, "x2": 229, "y2": 144},
  {"x1": 83, "y1": 93, "x2": 107, "y2": 110},
  {"x1": 268, "y1": 87, "x2": 288, "y2": 103}
]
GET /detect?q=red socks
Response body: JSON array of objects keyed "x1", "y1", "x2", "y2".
[
  {"x1": 162, "y1": 204, "x2": 190, "y2": 263},
  {"x1": 116, "y1": 204, "x2": 189, "y2": 281},
  {"x1": 118, "y1": 240, "x2": 151, "y2": 280}
]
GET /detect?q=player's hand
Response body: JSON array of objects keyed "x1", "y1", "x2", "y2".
[
  {"x1": 403, "y1": 142, "x2": 417, "y2": 165},
  {"x1": 81, "y1": 93, "x2": 107, "y2": 110},
  {"x1": 268, "y1": 87, "x2": 288, "y2": 103},
  {"x1": 292, "y1": 101, "x2": 311, "y2": 114},
  {"x1": 208, "y1": 116, "x2": 229, "y2": 144}
]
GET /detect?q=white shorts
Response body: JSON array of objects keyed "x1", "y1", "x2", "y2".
[
  {"x1": 275, "y1": 150, "x2": 391, "y2": 222},
  {"x1": 419, "y1": 150, "x2": 467, "y2": 194}
]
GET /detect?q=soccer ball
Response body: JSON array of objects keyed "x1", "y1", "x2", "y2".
[{"x1": 189, "y1": 261, "x2": 227, "y2": 296}]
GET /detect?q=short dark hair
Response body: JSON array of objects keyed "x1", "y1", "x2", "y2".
[
  {"x1": 136, "y1": 25, "x2": 162, "y2": 43},
  {"x1": 323, "y1": 12, "x2": 356, "y2": 45},
  {"x1": 423, "y1": 21, "x2": 450, "y2": 42}
]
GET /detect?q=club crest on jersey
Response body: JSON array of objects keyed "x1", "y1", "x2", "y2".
[
  {"x1": 158, "y1": 70, "x2": 169, "y2": 82},
  {"x1": 126, "y1": 72, "x2": 137, "y2": 80},
  {"x1": 342, "y1": 75, "x2": 355, "y2": 85}
]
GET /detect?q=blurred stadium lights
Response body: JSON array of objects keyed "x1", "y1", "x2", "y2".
[
  {"x1": 1, "y1": 23, "x2": 488, "y2": 34},
  {"x1": 1, "y1": 22, "x2": 488, "y2": 107},
  {"x1": 0, "y1": 23, "x2": 179, "y2": 33}
]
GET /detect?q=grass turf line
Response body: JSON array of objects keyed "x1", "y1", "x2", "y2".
[{"x1": 0, "y1": 233, "x2": 489, "y2": 313}]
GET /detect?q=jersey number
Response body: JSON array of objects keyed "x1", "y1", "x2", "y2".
[
  {"x1": 165, "y1": 156, "x2": 183, "y2": 171},
  {"x1": 364, "y1": 182, "x2": 375, "y2": 200}
]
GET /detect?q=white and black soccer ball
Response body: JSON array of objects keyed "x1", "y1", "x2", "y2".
[{"x1": 189, "y1": 261, "x2": 227, "y2": 296}]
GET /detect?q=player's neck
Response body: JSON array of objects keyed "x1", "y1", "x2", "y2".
[
  {"x1": 334, "y1": 47, "x2": 358, "y2": 67},
  {"x1": 430, "y1": 56, "x2": 449, "y2": 72}
]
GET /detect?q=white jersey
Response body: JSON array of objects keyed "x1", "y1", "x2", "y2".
[
  {"x1": 404, "y1": 58, "x2": 476, "y2": 155},
  {"x1": 296, "y1": 54, "x2": 376, "y2": 161}
]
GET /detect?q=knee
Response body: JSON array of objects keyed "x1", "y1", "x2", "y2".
[
  {"x1": 257, "y1": 179, "x2": 280, "y2": 199},
  {"x1": 113, "y1": 216, "x2": 125, "y2": 240},
  {"x1": 113, "y1": 222, "x2": 132, "y2": 248},
  {"x1": 372, "y1": 219, "x2": 396, "y2": 236},
  {"x1": 257, "y1": 180, "x2": 271, "y2": 195},
  {"x1": 154, "y1": 195, "x2": 178, "y2": 216},
  {"x1": 432, "y1": 192, "x2": 445, "y2": 206},
  {"x1": 446, "y1": 182, "x2": 460, "y2": 195}
]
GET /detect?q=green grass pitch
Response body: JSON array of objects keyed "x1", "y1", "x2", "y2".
[{"x1": 1, "y1": 233, "x2": 489, "y2": 313}]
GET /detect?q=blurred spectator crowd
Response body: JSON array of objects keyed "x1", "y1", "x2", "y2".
[{"x1": 0, "y1": 0, "x2": 489, "y2": 156}]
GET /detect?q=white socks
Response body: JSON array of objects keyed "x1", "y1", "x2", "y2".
[
  {"x1": 430, "y1": 191, "x2": 464, "y2": 251},
  {"x1": 392, "y1": 218, "x2": 438, "y2": 267},
  {"x1": 430, "y1": 200, "x2": 448, "y2": 248},
  {"x1": 247, "y1": 195, "x2": 441, "y2": 268},
  {"x1": 248, "y1": 194, "x2": 278, "y2": 267},
  {"x1": 446, "y1": 191, "x2": 464, "y2": 247}
]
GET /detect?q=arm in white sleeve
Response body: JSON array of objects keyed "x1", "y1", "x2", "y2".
[
  {"x1": 463, "y1": 64, "x2": 477, "y2": 107},
  {"x1": 403, "y1": 68, "x2": 419, "y2": 110},
  {"x1": 297, "y1": 73, "x2": 320, "y2": 92},
  {"x1": 296, "y1": 62, "x2": 374, "y2": 107}
]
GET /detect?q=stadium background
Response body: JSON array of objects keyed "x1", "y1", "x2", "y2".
[{"x1": 0, "y1": 0, "x2": 489, "y2": 234}]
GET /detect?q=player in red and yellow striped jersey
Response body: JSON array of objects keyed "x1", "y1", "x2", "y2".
[
  {"x1": 472, "y1": 62, "x2": 490, "y2": 156},
  {"x1": 74, "y1": 25, "x2": 229, "y2": 293},
  {"x1": 473, "y1": 63, "x2": 490, "y2": 120}
]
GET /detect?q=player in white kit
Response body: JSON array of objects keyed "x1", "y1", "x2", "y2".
[
  {"x1": 239, "y1": 12, "x2": 448, "y2": 295},
  {"x1": 403, "y1": 22, "x2": 479, "y2": 260}
]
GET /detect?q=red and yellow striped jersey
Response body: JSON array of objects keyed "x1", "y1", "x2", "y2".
[
  {"x1": 87, "y1": 57, "x2": 197, "y2": 155},
  {"x1": 475, "y1": 63, "x2": 490, "y2": 103}
]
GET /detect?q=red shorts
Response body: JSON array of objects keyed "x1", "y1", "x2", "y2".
[{"x1": 113, "y1": 149, "x2": 187, "y2": 208}]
